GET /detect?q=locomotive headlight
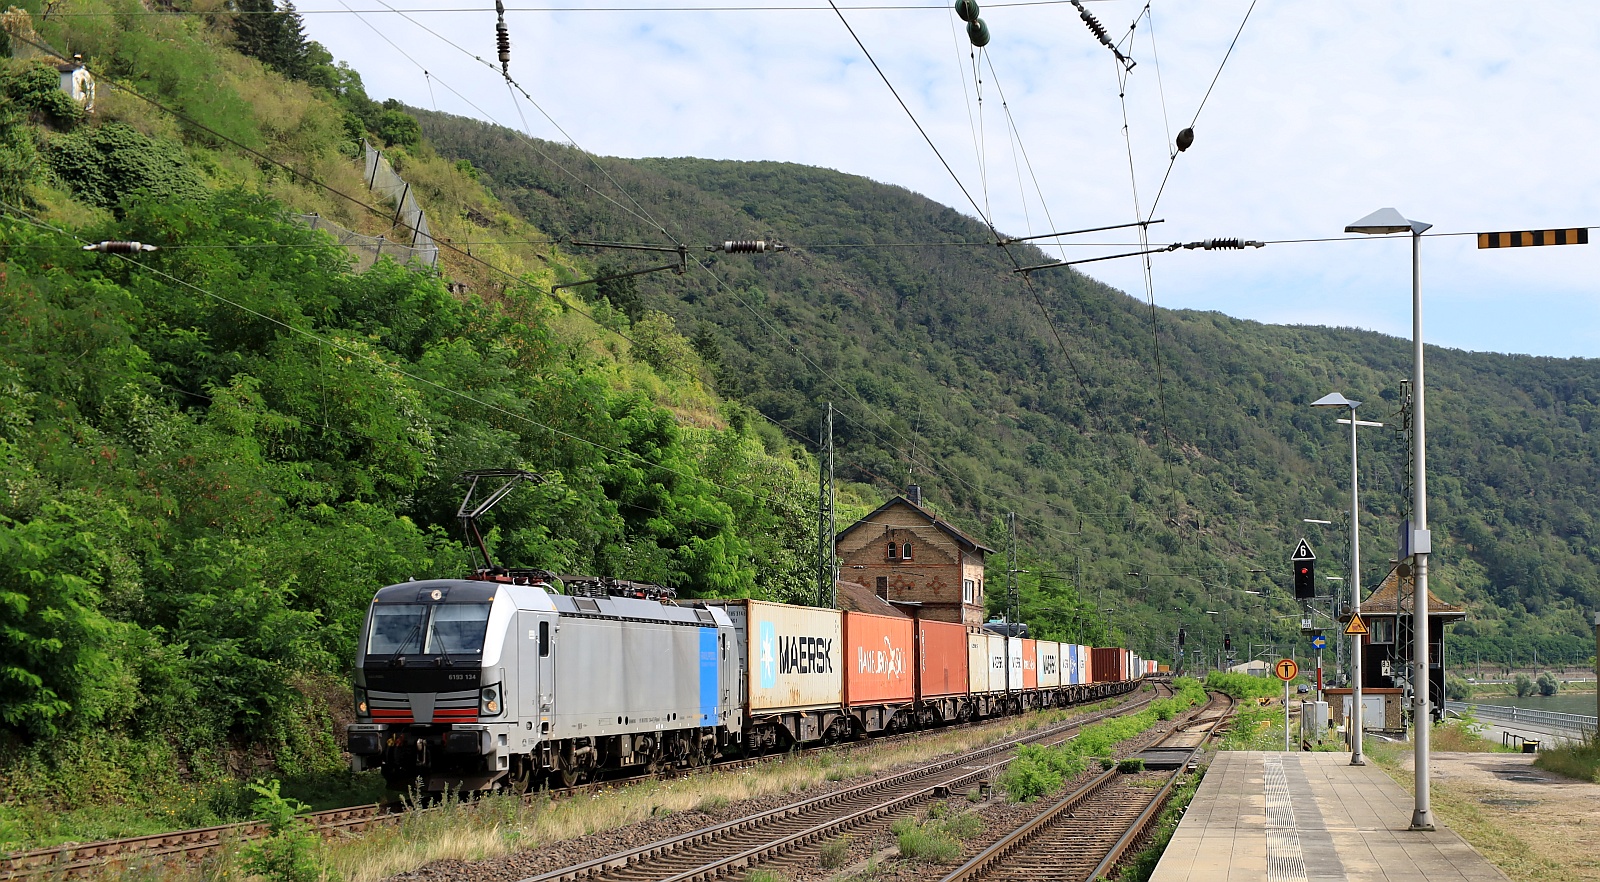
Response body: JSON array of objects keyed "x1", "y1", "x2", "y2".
[
  {"x1": 355, "y1": 687, "x2": 370, "y2": 717},
  {"x1": 479, "y1": 685, "x2": 502, "y2": 716}
]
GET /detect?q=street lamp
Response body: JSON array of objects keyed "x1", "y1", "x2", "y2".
[
  {"x1": 1345, "y1": 207, "x2": 1434, "y2": 831},
  {"x1": 1311, "y1": 391, "x2": 1383, "y2": 767}
]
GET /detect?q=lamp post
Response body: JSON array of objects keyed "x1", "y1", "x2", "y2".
[
  {"x1": 1311, "y1": 392, "x2": 1383, "y2": 766},
  {"x1": 1345, "y1": 207, "x2": 1434, "y2": 831}
]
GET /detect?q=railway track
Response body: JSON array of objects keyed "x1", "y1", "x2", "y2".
[
  {"x1": 0, "y1": 683, "x2": 1147, "y2": 879},
  {"x1": 517, "y1": 687, "x2": 1169, "y2": 882},
  {"x1": 937, "y1": 692, "x2": 1237, "y2": 882}
]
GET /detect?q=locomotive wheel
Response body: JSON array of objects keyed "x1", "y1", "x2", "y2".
[
  {"x1": 550, "y1": 765, "x2": 579, "y2": 789},
  {"x1": 508, "y1": 757, "x2": 536, "y2": 793}
]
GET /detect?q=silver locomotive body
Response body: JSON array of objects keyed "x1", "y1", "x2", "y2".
[{"x1": 347, "y1": 575, "x2": 738, "y2": 791}]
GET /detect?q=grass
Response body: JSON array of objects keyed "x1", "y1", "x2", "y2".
[
  {"x1": 1218, "y1": 703, "x2": 1286, "y2": 752},
  {"x1": 998, "y1": 679, "x2": 1206, "y2": 801},
  {"x1": 890, "y1": 801, "x2": 983, "y2": 864},
  {"x1": 818, "y1": 835, "x2": 852, "y2": 869},
  {"x1": 1532, "y1": 731, "x2": 1600, "y2": 782}
]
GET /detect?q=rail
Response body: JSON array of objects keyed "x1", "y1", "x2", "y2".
[
  {"x1": 1445, "y1": 699, "x2": 1596, "y2": 735},
  {"x1": 937, "y1": 692, "x2": 1235, "y2": 882}
]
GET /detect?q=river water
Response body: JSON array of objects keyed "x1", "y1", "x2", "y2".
[{"x1": 1466, "y1": 692, "x2": 1598, "y2": 717}]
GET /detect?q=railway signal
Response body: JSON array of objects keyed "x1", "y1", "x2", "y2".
[{"x1": 1292, "y1": 538, "x2": 1316, "y2": 599}]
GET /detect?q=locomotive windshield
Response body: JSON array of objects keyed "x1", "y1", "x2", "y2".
[{"x1": 367, "y1": 602, "x2": 492, "y2": 656}]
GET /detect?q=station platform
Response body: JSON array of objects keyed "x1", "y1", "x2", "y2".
[{"x1": 1150, "y1": 751, "x2": 1509, "y2": 882}]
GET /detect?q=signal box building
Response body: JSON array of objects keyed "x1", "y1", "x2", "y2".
[
  {"x1": 1357, "y1": 568, "x2": 1465, "y2": 725},
  {"x1": 833, "y1": 487, "x2": 994, "y2": 627}
]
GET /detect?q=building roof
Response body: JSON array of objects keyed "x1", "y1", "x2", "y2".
[
  {"x1": 834, "y1": 580, "x2": 909, "y2": 616},
  {"x1": 1362, "y1": 568, "x2": 1467, "y2": 620},
  {"x1": 836, "y1": 495, "x2": 997, "y2": 555}
]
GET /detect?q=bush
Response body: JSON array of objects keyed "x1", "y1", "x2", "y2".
[
  {"x1": 1537, "y1": 673, "x2": 1560, "y2": 696},
  {"x1": 1118, "y1": 759, "x2": 1146, "y2": 774},
  {"x1": 1514, "y1": 674, "x2": 1535, "y2": 697},
  {"x1": 44, "y1": 123, "x2": 207, "y2": 211},
  {"x1": 1445, "y1": 674, "x2": 1471, "y2": 702},
  {"x1": 240, "y1": 779, "x2": 330, "y2": 882},
  {"x1": 1204, "y1": 671, "x2": 1281, "y2": 702}
]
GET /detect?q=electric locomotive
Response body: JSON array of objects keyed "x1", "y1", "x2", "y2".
[{"x1": 346, "y1": 569, "x2": 739, "y2": 792}]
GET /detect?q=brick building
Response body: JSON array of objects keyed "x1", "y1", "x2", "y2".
[{"x1": 834, "y1": 488, "x2": 993, "y2": 626}]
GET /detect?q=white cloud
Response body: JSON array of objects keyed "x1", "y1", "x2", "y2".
[{"x1": 301, "y1": 0, "x2": 1600, "y2": 356}]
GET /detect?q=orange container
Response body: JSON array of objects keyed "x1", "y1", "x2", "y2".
[
  {"x1": 843, "y1": 611, "x2": 915, "y2": 706},
  {"x1": 917, "y1": 619, "x2": 969, "y2": 699},
  {"x1": 1021, "y1": 639, "x2": 1039, "y2": 689}
]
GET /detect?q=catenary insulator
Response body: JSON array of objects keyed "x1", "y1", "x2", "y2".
[
  {"x1": 707, "y1": 240, "x2": 789, "y2": 253},
  {"x1": 1181, "y1": 238, "x2": 1265, "y2": 250},
  {"x1": 967, "y1": 17, "x2": 990, "y2": 47},
  {"x1": 1072, "y1": 0, "x2": 1111, "y2": 47},
  {"x1": 495, "y1": 0, "x2": 511, "y2": 74},
  {"x1": 83, "y1": 241, "x2": 157, "y2": 253},
  {"x1": 954, "y1": 0, "x2": 979, "y2": 23},
  {"x1": 1175, "y1": 126, "x2": 1194, "y2": 152}
]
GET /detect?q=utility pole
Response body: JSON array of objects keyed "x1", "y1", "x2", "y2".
[
  {"x1": 816, "y1": 403, "x2": 836, "y2": 608},
  {"x1": 1007, "y1": 512, "x2": 1021, "y2": 628}
]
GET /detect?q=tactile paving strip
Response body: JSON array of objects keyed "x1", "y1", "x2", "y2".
[{"x1": 1263, "y1": 755, "x2": 1309, "y2": 882}]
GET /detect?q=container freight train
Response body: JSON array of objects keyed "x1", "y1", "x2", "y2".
[{"x1": 346, "y1": 572, "x2": 1144, "y2": 791}]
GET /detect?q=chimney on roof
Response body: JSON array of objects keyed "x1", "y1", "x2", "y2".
[{"x1": 907, "y1": 484, "x2": 922, "y2": 507}]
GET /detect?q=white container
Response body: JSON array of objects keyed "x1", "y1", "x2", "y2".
[
  {"x1": 701, "y1": 599, "x2": 842, "y2": 712},
  {"x1": 1036, "y1": 640, "x2": 1061, "y2": 688},
  {"x1": 985, "y1": 633, "x2": 1007, "y2": 694},
  {"x1": 967, "y1": 629, "x2": 990, "y2": 694},
  {"x1": 1006, "y1": 636, "x2": 1024, "y2": 691}
]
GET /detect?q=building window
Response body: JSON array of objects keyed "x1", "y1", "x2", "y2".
[
  {"x1": 902, "y1": 542, "x2": 913, "y2": 560},
  {"x1": 1370, "y1": 618, "x2": 1394, "y2": 644},
  {"x1": 886, "y1": 541, "x2": 898, "y2": 560},
  {"x1": 963, "y1": 579, "x2": 975, "y2": 604},
  {"x1": 875, "y1": 576, "x2": 888, "y2": 599}
]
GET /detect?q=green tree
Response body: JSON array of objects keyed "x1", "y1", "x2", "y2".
[{"x1": 231, "y1": 0, "x2": 311, "y2": 80}]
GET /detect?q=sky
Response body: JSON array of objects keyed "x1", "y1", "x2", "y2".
[{"x1": 295, "y1": 1, "x2": 1600, "y2": 358}]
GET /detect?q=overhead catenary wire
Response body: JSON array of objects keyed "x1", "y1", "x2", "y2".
[
  {"x1": 46, "y1": 0, "x2": 1132, "y2": 14},
  {"x1": 356, "y1": 2, "x2": 1080, "y2": 526},
  {"x1": 1142, "y1": 0, "x2": 1259, "y2": 221}
]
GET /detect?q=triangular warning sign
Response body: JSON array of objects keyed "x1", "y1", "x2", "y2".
[
  {"x1": 1292, "y1": 538, "x2": 1316, "y2": 561},
  {"x1": 1344, "y1": 614, "x2": 1369, "y2": 636}
]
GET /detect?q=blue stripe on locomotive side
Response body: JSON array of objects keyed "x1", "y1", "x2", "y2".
[{"x1": 699, "y1": 625, "x2": 718, "y2": 726}]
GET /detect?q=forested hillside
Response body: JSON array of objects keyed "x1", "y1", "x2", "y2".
[
  {"x1": 416, "y1": 109, "x2": 1600, "y2": 671},
  {"x1": 0, "y1": 0, "x2": 830, "y2": 844}
]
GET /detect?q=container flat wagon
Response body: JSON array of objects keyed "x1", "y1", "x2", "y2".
[
  {"x1": 916, "y1": 618, "x2": 970, "y2": 725},
  {"x1": 697, "y1": 598, "x2": 844, "y2": 750},
  {"x1": 842, "y1": 611, "x2": 914, "y2": 735}
]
